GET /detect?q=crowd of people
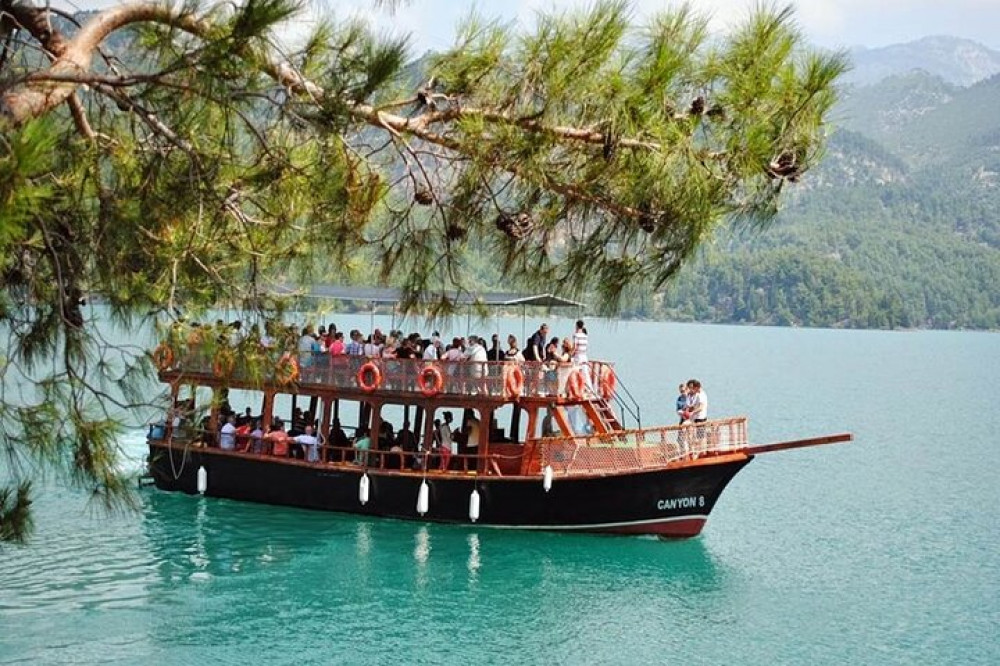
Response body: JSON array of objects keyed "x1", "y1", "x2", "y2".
[
  {"x1": 205, "y1": 401, "x2": 493, "y2": 472},
  {"x1": 160, "y1": 318, "x2": 720, "y2": 468},
  {"x1": 168, "y1": 316, "x2": 596, "y2": 397}
]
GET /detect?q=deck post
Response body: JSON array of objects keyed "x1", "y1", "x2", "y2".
[
  {"x1": 307, "y1": 395, "x2": 318, "y2": 429},
  {"x1": 479, "y1": 406, "x2": 493, "y2": 473},
  {"x1": 165, "y1": 382, "x2": 180, "y2": 441},
  {"x1": 524, "y1": 406, "x2": 538, "y2": 442},
  {"x1": 510, "y1": 405, "x2": 522, "y2": 443},
  {"x1": 414, "y1": 405, "x2": 425, "y2": 445},
  {"x1": 369, "y1": 401, "x2": 382, "y2": 468},
  {"x1": 321, "y1": 396, "x2": 333, "y2": 460},
  {"x1": 422, "y1": 407, "x2": 435, "y2": 470},
  {"x1": 551, "y1": 406, "x2": 574, "y2": 437},
  {"x1": 262, "y1": 390, "x2": 274, "y2": 431},
  {"x1": 208, "y1": 387, "x2": 221, "y2": 447}
]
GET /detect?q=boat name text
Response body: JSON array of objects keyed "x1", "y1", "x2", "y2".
[{"x1": 657, "y1": 496, "x2": 705, "y2": 510}]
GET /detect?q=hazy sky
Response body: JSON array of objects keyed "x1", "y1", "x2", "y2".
[
  {"x1": 60, "y1": 0, "x2": 1000, "y2": 52},
  {"x1": 312, "y1": 0, "x2": 1000, "y2": 53}
]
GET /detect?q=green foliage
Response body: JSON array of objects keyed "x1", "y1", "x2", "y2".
[
  {"x1": 0, "y1": 0, "x2": 843, "y2": 541},
  {"x1": 0, "y1": 482, "x2": 33, "y2": 544}
]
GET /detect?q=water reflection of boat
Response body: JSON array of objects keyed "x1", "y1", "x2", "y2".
[{"x1": 146, "y1": 300, "x2": 850, "y2": 539}]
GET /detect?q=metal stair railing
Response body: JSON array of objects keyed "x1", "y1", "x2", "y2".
[{"x1": 610, "y1": 375, "x2": 641, "y2": 429}]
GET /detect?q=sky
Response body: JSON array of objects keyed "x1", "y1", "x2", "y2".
[
  {"x1": 58, "y1": 0, "x2": 1000, "y2": 52},
  {"x1": 306, "y1": 0, "x2": 1000, "y2": 53}
]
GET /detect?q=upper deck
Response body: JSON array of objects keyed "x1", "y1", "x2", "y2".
[{"x1": 156, "y1": 345, "x2": 616, "y2": 407}]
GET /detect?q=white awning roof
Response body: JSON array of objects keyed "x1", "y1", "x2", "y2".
[{"x1": 268, "y1": 285, "x2": 585, "y2": 309}]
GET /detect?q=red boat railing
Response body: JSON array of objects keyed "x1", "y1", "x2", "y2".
[
  {"x1": 536, "y1": 417, "x2": 749, "y2": 474},
  {"x1": 161, "y1": 347, "x2": 616, "y2": 402}
]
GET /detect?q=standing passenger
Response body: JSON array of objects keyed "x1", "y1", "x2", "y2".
[
  {"x1": 676, "y1": 384, "x2": 690, "y2": 425},
  {"x1": 265, "y1": 420, "x2": 290, "y2": 457},
  {"x1": 487, "y1": 334, "x2": 503, "y2": 362},
  {"x1": 686, "y1": 380, "x2": 708, "y2": 422},
  {"x1": 525, "y1": 323, "x2": 548, "y2": 362},
  {"x1": 571, "y1": 319, "x2": 590, "y2": 388},
  {"x1": 505, "y1": 335, "x2": 524, "y2": 362}
]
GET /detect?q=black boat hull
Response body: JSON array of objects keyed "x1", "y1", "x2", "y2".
[{"x1": 147, "y1": 443, "x2": 752, "y2": 537}]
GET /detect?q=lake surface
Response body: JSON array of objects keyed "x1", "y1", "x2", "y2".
[{"x1": 2, "y1": 319, "x2": 998, "y2": 665}]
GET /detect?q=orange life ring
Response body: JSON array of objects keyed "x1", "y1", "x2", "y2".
[
  {"x1": 599, "y1": 367, "x2": 617, "y2": 400},
  {"x1": 357, "y1": 361, "x2": 382, "y2": 392},
  {"x1": 275, "y1": 352, "x2": 300, "y2": 385},
  {"x1": 566, "y1": 368, "x2": 586, "y2": 400},
  {"x1": 417, "y1": 365, "x2": 444, "y2": 396},
  {"x1": 504, "y1": 364, "x2": 524, "y2": 398},
  {"x1": 152, "y1": 343, "x2": 174, "y2": 371},
  {"x1": 213, "y1": 349, "x2": 235, "y2": 377}
]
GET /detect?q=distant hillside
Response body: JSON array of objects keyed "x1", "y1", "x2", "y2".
[
  {"x1": 638, "y1": 57, "x2": 1000, "y2": 330},
  {"x1": 313, "y1": 38, "x2": 1000, "y2": 330},
  {"x1": 847, "y1": 36, "x2": 1000, "y2": 86}
]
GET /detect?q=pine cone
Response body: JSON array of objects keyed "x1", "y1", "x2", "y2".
[{"x1": 414, "y1": 188, "x2": 433, "y2": 205}]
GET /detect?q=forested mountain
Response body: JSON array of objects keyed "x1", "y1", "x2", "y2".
[
  {"x1": 642, "y1": 63, "x2": 1000, "y2": 329},
  {"x1": 297, "y1": 38, "x2": 1000, "y2": 330}
]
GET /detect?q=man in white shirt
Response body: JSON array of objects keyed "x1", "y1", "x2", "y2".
[
  {"x1": 686, "y1": 379, "x2": 708, "y2": 422},
  {"x1": 294, "y1": 425, "x2": 320, "y2": 463},
  {"x1": 464, "y1": 335, "x2": 489, "y2": 393},
  {"x1": 219, "y1": 414, "x2": 237, "y2": 450},
  {"x1": 249, "y1": 420, "x2": 264, "y2": 454}
]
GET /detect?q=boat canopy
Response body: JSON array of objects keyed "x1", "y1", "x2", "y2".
[{"x1": 269, "y1": 285, "x2": 586, "y2": 309}]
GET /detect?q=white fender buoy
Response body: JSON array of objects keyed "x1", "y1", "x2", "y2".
[
  {"x1": 416, "y1": 480, "x2": 430, "y2": 516},
  {"x1": 543, "y1": 464, "x2": 554, "y2": 493},
  {"x1": 197, "y1": 466, "x2": 208, "y2": 494},
  {"x1": 359, "y1": 473, "x2": 370, "y2": 505},
  {"x1": 469, "y1": 489, "x2": 481, "y2": 523}
]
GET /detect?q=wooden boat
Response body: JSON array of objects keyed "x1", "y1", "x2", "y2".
[{"x1": 146, "y1": 340, "x2": 851, "y2": 538}]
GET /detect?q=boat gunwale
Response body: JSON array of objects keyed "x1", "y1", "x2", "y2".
[{"x1": 147, "y1": 438, "x2": 752, "y2": 481}]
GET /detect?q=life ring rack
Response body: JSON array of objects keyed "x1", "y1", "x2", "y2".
[
  {"x1": 152, "y1": 343, "x2": 174, "y2": 372},
  {"x1": 504, "y1": 364, "x2": 525, "y2": 399},
  {"x1": 599, "y1": 366, "x2": 617, "y2": 401},
  {"x1": 357, "y1": 361, "x2": 383, "y2": 392},
  {"x1": 566, "y1": 368, "x2": 587, "y2": 401},
  {"x1": 417, "y1": 364, "x2": 444, "y2": 396}
]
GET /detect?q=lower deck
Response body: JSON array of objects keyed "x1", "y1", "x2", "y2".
[{"x1": 148, "y1": 439, "x2": 753, "y2": 537}]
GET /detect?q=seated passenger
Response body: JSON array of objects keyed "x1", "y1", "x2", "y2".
[
  {"x1": 327, "y1": 418, "x2": 350, "y2": 462},
  {"x1": 289, "y1": 407, "x2": 307, "y2": 437},
  {"x1": 265, "y1": 421, "x2": 290, "y2": 457},
  {"x1": 219, "y1": 414, "x2": 237, "y2": 451},
  {"x1": 294, "y1": 425, "x2": 320, "y2": 463},
  {"x1": 353, "y1": 428, "x2": 372, "y2": 465},
  {"x1": 249, "y1": 420, "x2": 264, "y2": 454},
  {"x1": 397, "y1": 421, "x2": 416, "y2": 453},
  {"x1": 235, "y1": 420, "x2": 252, "y2": 452}
]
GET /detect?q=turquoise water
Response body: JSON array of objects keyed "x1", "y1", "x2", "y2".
[{"x1": 2, "y1": 320, "x2": 999, "y2": 664}]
